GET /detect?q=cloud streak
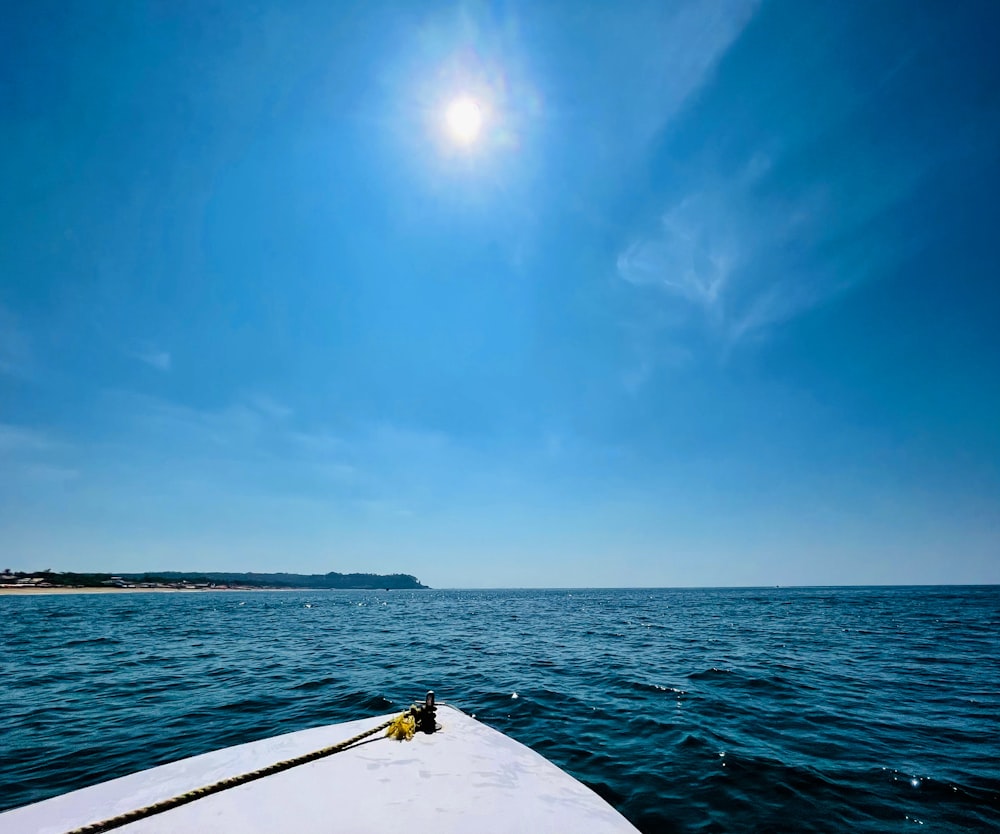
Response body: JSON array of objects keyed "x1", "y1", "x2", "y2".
[
  {"x1": 94, "y1": 390, "x2": 503, "y2": 524},
  {"x1": 133, "y1": 347, "x2": 172, "y2": 371},
  {"x1": 616, "y1": 135, "x2": 931, "y2": 382},
  {"x1": 570, "y1": 0, "x2": 761, "y2": 159},
  {"x1": 0, "y1": 305, "x2": 33, "y2": 378},
  {"x1": 0, "y1": 424, "x2": 81, "y2": 494},
  {"x1": 0, "y1": 423, "x2": 53, "y2": 454},
  {"x1": 617, "y1": 192, "x2": 738, "y2": 308},
  {"x1": 616, "y1": 163, "x2": 825, "y2": 345},
  {"x1": 609, "y1": 2, "x2": 973, "y2": 387},
  {"x1": 96, "y1": 393, "x2": 389, "y2": 500}
]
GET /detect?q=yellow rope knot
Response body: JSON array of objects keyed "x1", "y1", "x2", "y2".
[{"x1": 385, "y1": 711, "x2": 416, "y2": 741}]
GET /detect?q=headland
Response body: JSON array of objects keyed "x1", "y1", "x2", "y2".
[{"x1": 0, "y1": 569, "x2": 429, "y2": 594}]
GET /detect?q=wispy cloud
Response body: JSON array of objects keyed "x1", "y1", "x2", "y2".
[
  {"x1": 18, "y1": 463, "x2": 81, "y2": 485},
  {"x1": 133, "y1": 347, "x2": 172, "y2": 371},
  {"x1": 105, "y1": 392, "x2": 290, "y2": 452},
  {"x1": 246, "y1": 394, "x2": 292, "y2": 420},
  {"x1": 0, "y1": 423, "x2": 52, "y2": 454},
  {"x1": 569, "y1": 0, "x2": 761, "y2": 158},
  {"x1": 0, "y1": 305, "x2": 33, "y2": 378},
  {"x1": 97, "y1": 392, "x2": 365, "y2": 500},
  {"x1": 617, "y1": 190, "x2": 740, "y2": 308},
  {"x1": 616, "y1": 161, "x2": 821, "y2": 343},
  {"x1": 607, "y1": 2, "x2": 974, "y2": 390},
  {"x1": 620, "y1": 343, "x2": 693, "y2": 395},
  {"x1": 616, "y1": 137, "x2": 928, "y2": 381},
  {"x1": 0, "y1": 423, "x2": 80, "y2": 489}
]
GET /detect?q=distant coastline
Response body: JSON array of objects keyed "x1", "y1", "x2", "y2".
[
  {"x1": 0, "y1": 569, "x2": 429, "y2": 593},
  {"x1": 0, "y1": 586, "x2": 400, "y2": 596},
  {"x1": 1, "y1": 586, "x2": 241, "y2": 596}
]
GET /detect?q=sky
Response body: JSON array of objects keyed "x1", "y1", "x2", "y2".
[{"x1": 2, "y1": 0, "x2": 999, "y2": 587}]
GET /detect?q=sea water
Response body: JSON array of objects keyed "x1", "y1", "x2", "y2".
[{"x1": 2, "y1": 586, "x2": 998, "y2": 832}]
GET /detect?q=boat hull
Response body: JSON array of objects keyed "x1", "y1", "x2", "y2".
[{"x1": 1, "y1": 705, "x2": 639, "y2": 833}]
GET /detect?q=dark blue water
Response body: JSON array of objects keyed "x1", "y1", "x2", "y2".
[{"x1": 2, "y1": 587, "x2": 998, "y2": 832}]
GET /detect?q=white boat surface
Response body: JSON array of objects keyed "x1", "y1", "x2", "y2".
[{"x1": 1, "y1": 702, "x2": 640, "y2": 833}]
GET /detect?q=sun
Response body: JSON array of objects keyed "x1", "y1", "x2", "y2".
[{"x1": 445, "y1": 96, "x2": 483, "y2": 145}]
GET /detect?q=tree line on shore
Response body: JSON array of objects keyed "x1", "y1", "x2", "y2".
[{"x1": 1, "y1": 569, "x2": 429, "y2": 590}]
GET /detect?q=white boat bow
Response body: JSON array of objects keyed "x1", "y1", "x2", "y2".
[{"x1": 2, "y1": 701, "x2": 640, "y2": 833}]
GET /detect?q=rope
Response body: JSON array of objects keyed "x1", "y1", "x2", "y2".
[{"x1": 65, "y1": 713, "x2": 408, "y2": 834}]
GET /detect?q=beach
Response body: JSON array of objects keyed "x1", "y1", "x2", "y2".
[{"x1": 0, "y1": 586, "x2": 248, "y2": 595}]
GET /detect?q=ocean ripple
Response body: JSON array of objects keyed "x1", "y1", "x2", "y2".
[{"x1": 2, "y1": 586, "x2": 999, "y2": 832}]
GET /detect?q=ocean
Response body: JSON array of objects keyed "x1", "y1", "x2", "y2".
[{"x1": 2, "y1": 586, "x2": 998, "y2": 832}]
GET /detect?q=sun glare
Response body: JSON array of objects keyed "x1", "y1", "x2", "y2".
[{"x1": 445, "y1": 96, "x2": 483, "y2": 145}]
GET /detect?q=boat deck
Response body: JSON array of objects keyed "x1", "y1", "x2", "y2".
[{"x1": 1, "y1": 705, "x2": 639, "y2": 833}]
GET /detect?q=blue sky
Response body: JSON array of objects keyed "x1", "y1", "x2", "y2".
[{"x1": 2, "y1": 0, "x2": 998, "y2": 587}]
